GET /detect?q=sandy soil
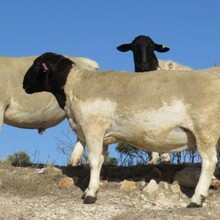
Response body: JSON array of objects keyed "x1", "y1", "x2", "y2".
[{"x1": 0, "y1": 162, "x2": 220, "y2": 220}]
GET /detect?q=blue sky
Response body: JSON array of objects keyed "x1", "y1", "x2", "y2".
[{"x1": 0, "y1": 1, "x2": 220, "y2": 165}]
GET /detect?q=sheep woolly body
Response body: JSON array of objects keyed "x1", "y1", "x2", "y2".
[
  {"x1": 69, "y1": 59, "x2": 192, "y2": 166},
  {"x1": 158, "y1": 60, "x2": 192, "y2": 70},
  {"x1": 62, "y1": 66, "x2": 220, "y2": 206},
  {"x1": 146, "y1": 59, "x2": 192, "y2": 164},
  {"x1": 0, "y1": 55, "x2": 98, "y2": 163},
  {"x1": 71, "y1": 66, "x2": 220, "y2": 168}
]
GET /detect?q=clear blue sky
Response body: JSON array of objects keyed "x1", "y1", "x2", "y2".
[{"x1": 0, "y1": 1, "x2": 220, "y2": 165}]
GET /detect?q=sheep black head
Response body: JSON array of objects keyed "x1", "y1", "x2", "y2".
[
  {"x1": 23, "y1": 52, "x2": 74, "y2": 108},
  {"x1": 117, "y1": 35, "x2": 170, "y2": 72}
]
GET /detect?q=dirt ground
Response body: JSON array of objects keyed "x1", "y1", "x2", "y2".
[{"x1": 0, "y1": 162, "x2": 220, "y2": 220}]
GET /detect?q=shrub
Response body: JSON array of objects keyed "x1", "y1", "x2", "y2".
[{"x1": 8, "y1": 151, "x2": 31, "y2": 167}]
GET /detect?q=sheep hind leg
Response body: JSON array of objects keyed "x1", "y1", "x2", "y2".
[
  {"x1": 148, "y1": 152, "x2": 160, "y2": 164},
  {"x1": 160, "y1": 153, "x2": 170, "y2": 163},
  {"x1": 148, "y1": 152, "x2": 170, "y2": 164},
  {"x1": 187, "y1": 137, "x2": 218, "y2": 208},
  {"x1": 68, "y1": 138, "x2": 86, "y2": 166}
]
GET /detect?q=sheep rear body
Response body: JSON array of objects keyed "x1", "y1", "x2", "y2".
[{"x1": 65, "y1": 68, "x2": 219, "y2": 206}]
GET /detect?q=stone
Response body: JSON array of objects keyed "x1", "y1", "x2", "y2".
[
  {"x1": 175, "y1": 166, "x2": 220, "y2": 189},
  {"x1": 174, "y1": 167, "x2": 201, "y2": 188},
  {"x1": 137, "y1": 180, "x2": 146, "y2": 188},
  {"x1": 211, "y1": 178, "x2": 220, "y2": 189},
  {"x1": 143, "y1": 179, "x2": 159, "y2": 196},
  {"x1": 38, "y1": 166, "x2": 62, "y2": 176},
  {"x1": 58, "y1": 177, "x2": 74, "y2": 189},
  {"x1": 100, "y1": 180, "x2": 108, "y2": 186},
  {"x1": 159, "y1": 181, "x2": 170, "y2": 191},
  {"x1": 170, "y1": 181, "x2": 181, "y2": 194},
  {"x1": 120, "y1": 180, "x2": 136, "y2": 192}
]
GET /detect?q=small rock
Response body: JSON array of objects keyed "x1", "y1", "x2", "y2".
[
  {"x1": 38, "y1": 166, "x2": 62, "y2": 176},
  {"x1": 211, "y1": 178, "x2": 220, "y2": 189},
  {"x1": 174, "y1": 167, "x2": 201, "y2": 188},
  {"x1": 170, "y1": 181, "x2": 181, "y2": 194},
  {"x1": 137, "y1": 180, "x2": 146, "y2": 188},
  {"x1": 38, "y1": 168, "x2": 45, "y2": 174},
  {"x1": 143, "y1": 179, "x2": 159, "y2": 196},
  {"x1": 159, "y1": 181, "x2": 170, "y2": 191},
  {"x1": 58, "y1": 177, "x2": 74, "y2": 189},
  {"x1": 100, "y1": 180, "x2": 108, "y2": 186},
  {"x1": 175, "y1": 167, "x2": 220, "y2": 189},
  {"x1": 120, "y1": 180, "x2": 136, "y2": 192}
]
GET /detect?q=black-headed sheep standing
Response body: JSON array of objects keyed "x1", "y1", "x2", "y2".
[{"x1": 23, "y1": 52, "x2": 218, "y2": 207}]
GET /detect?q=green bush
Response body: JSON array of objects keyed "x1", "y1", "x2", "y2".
[{"x1": 8, "y1": 151, "x2": 31, "y2": 167}]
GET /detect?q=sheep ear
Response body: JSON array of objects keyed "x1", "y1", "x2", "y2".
[
  {"x1": 117, "y1": 43, "x2": 132, "y2": 52},
  {"x1": 57, "y1": 58, "x2": 74, "y2": 73},
  {"x1": 154, "y1": 44, "x2": 170, "y2": 53}
]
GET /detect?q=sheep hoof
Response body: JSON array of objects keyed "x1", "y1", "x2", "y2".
[
  {"x1": 84, "y1": 196, "x2": 97, "y2": 204},
  {"x1": 187, "y1": 202, "x2": 202, "y2": 208}
]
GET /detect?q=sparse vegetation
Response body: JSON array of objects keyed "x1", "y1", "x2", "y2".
[{"x1": 7, "y1": 151, "x2": 31, "y2": 167}]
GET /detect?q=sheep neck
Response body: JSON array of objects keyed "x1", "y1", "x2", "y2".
[{"x1": 52, "y1": 89, "x2": 66, "y2": 109}]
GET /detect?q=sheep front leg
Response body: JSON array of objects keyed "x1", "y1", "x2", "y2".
[
  {"x1": 188, "y1": 140, "x2": 217, "y2": 208},
  {"x1": 83, "y1": 143, "x2": 107, "y2": 204},
  {"x1": 82, "y1": 122, "x2": 107, "y2": 204}
]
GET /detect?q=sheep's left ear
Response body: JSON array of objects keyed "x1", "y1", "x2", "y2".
[
  {"x1": 154, "y1": 44, "x2": 170, "y2": 53},
  {"x1": 56, "y1": 57, "x2": 74, "y2": 72},
  {"x1": 117, "y1": 43, "x2": 132, "y2": 52}
]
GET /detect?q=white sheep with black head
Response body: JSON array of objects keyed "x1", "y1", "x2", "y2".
[{"x1": 23, "y1": 52, "x2": 219, "y2": 207}]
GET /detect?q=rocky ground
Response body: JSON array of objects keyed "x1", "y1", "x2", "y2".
[{"x1": 0, "y1": 162, "x2": 220, "y2": 220}]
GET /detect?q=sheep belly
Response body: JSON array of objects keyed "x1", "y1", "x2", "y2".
[
  {"x1": 70, "y1": 98, "x2": 192, "y2": 152},
  {"x1": 104, "y1": 100, "x2": 192, "y2": 152},
  {"x1": 105, "y1": 125, "x2": 189, "y2": 152},
  {"x1": 4, "y1": 99, "x2": 65, "y2": 129}
]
